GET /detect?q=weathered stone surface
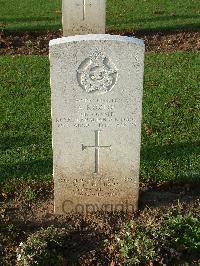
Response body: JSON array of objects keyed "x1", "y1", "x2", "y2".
[
  {"x1": 62, "y1": 0, "x2": 106, "y2": 36},
  {"x1": 49, "y1": 34, "x2": 145, "y2": 214}
]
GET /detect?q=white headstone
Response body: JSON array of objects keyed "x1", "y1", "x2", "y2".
[
  {"x1": 62, "y1": 0, "x2": 106, "y2": 36},
  {"x1": 50, "y1": 35, "x2": 145, "y2": 214}
]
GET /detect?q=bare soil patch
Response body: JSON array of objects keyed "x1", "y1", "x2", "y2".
[{"x1": 0, "y1": 30, "x2": 199, "y2": 55}]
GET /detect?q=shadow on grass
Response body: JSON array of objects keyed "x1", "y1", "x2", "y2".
[
  {"x1": 141, "y1": 141, "x2": 200, "y2": 161},
  {"x1": 0, "y1": 158, "x2": 52, "y2": 182},
  {"x1": 0, "y1": 135, "x2": 52, "y2": 182},
  {"x1": 0, "y1": 135, "x2": 40, "y2": 151},
  {"x1": 0, "y1": 140, "x2": 199, "y2": 182},
  {"x1": 0, "y1": 23, "x2": 61, "y2": 31},
  {"x1": 140, "y1": 141, "x2": 200, "y2": 184},
  {"x1": 117, "y1": 14, "x2": 200, "y2": 24},
  {"x1": 0, "y1": 16, "x2": 59, "y2": 23}
]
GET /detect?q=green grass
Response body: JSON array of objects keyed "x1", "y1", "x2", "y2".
[
  {"x1": 0, "y1": 0, "x2": 199, "y2": 31},
  {"x1": 0, "y1": 52, "x2": 199, "y2": 184},
  {"x1": 0, "y1": 56, "x2": 52, "y2": 182},
  {"x1": 142, "y1": 52, "x2": 200, "y2": 183},
  {"x1": 0, "y1": 0, "x2": 62, "y2": 31},
  {"x1": 107, "y1": 0, "x2": 200, "y2": 32}
]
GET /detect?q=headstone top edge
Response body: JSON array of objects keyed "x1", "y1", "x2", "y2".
[{"x1": 49, "y1": 34, "x2": 145, "y2": 47}]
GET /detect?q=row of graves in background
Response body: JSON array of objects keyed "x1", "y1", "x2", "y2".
[{"x1": 50, "y1": 0, "x2": 145, "y2": 214}]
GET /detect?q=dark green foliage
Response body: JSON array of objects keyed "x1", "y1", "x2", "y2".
[
  {"x1": 113, "y1": 223, "x2": 155, "y2": 265},
  {"x1": 110, "y1": 214, "x2": 200, "y2": 265},
  {"x1": 16, "y1": 226, "x2": 69, "y2": 265},
  {"x1": 164, "y1": 214, "x2": 200, "y2": 257}
]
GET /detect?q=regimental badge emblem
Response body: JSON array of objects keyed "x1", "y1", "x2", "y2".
[{"x1": 77, "y1": 50, "x2": 118, "y2": 94}]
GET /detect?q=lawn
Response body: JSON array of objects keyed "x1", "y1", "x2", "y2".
[
  {"x1": 0, "y1": 0, "x2": 200, "y2": 31},
  {"x1": 0, "y1": 52, "x2": 199, "y2": 185},
  {"x1": 0, "y1": 0, "x2": 61, "y2": 31}
]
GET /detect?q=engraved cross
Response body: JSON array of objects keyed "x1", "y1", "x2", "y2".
[
  {"x1": 82, "y1": 130, "x2": 111, "y2": 174},
  {"x1": 76, "y1": 0, "x2": 92, "y2": 21}
]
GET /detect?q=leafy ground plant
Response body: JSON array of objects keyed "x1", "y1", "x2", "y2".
[
  {"x1": 16, "y1": 226, "x2": 69, "y2": 266},
  {"x1": 107, "y1": 213, "x2": 200, "y2": 265},
  {"x1": 1, "y1": 199, "x2": 199, "y2": 265},
  {"x1": 17, "y1": 213, "x2": 199, "y2": 265},
  {"x1": 163, "y1": 214, "x2": 200, "y2": 259},
  {"x1": 24, "y1": 186, "x2": 37, "y2": 202},
  {"x1": 111, "y1": 222, "x2": 155, "y2": 265}
]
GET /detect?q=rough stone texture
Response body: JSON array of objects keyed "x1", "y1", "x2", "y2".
[
  {"x1": 50, "y1": 34, "x2": 145, "y2": 214},
  {"x1": 62, "y1": 0, "x2": 106, "y2": 36}
]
